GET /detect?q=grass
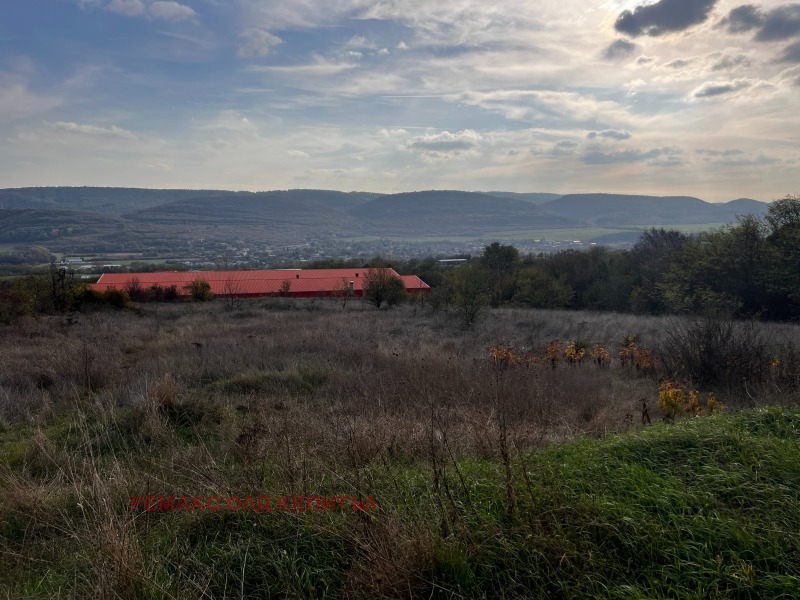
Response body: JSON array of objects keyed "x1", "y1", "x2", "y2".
[{"x1": 1, "y1": 300, "x2": 799, "y2": 597}]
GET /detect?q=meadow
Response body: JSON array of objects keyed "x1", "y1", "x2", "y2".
[{"x1": 1, "y1": 299, "x2": 799, "y2": 598}]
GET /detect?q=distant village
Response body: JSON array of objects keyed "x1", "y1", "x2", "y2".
[{"x1": 58, "y1": 235, "x2": 608, "y2": 275}]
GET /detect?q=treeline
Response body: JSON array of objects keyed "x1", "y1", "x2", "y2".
[
  {"x1": 0, "y1": 266, "x2": 136, "y2": 323},
  {"x1": 2, "y1": 195, "x2": 798, "y2": 324},
  {"x1": 417, "y1": 195, "x2": 799, "y2": 322}
]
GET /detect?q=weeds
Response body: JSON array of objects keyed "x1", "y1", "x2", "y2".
[{"x1": 1, "y1": 302, "x2": 799, "y2": 597}]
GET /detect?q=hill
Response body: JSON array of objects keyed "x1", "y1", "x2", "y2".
[
  {"x1": 0, "y1": 187, "x2": 233, "y2": 215},
  {"x1": 722, "y1": 197, "x2": 771, "y2": 214},
  {"x1": 541, "y1": 193, "x2": 769, "y2": 226},
  {"x1": 125, "y1": 193, "x2": 358, "y2": 231},
  {"x1": 0, "y1": 208, "x2": 123, "y2": 243},
  {"x1": 485, "y1": 191, "x2": 562, "y2": 204},
  {"x1": 348, "y1": 190, "x2": 577, "y2": 234},
  {"x1": 0, "y1": 187, "x2": 775, "y2": 251},
  {"x1": 0, "y1": 187, "x2": 381, "y2": 216},
  {"x1": 267, "y1": 189, "x2": 381, "y2": 211}
]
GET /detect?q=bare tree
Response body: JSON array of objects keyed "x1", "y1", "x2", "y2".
[
  {"x1": 333, "y1": 277, "x2": 354, "y2": 308},
  {"x1": 279, "y1": 279, "x2": 292, "y2": 297},
  {"x1": 48, "y1": 263, "x2": 77, "y2": 312},
  {"x1": 223, "y1": 277, "x2": 243, "y2": 311}
]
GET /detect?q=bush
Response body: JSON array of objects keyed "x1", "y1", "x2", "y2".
[
  {"x1": 658, "y1": 317, "x2": 772, "y2": 391},
  {"x1": 444, "y1": 265, "x2": 490, "y2": 326},
  {"x1": 185, "y1": 279, "x2": 213, "y2": 302},
  {"x1": 103, "y1": 288, "x2": 132, "y2": 309},
  {"x1": 363, "y1": 268, "x2": 407, "y2": 308}
]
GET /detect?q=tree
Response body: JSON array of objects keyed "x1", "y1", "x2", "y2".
[
  {"x1": 362, "y1": 267, "x2": 407, "y2": 308},
  {"x1": 479, "y1": 242, "x2": 520, "y2": 307},
  {"x1": 444, "y1": 265, "x2": 490, "y2": 326},
  {"x1": 765, "y1": 194, "x2": 800, "y2": 235},
  {"x1": 185, "y1": 279, "x2": 213, "y2": 301},
  {"x1": 124, "y1": 277, "x2": 147, "y2": 302},
  {"x1": 223, "y1": 277, "x2": 243, "y2": 311},
  {"x1": 279, "y1": 280, "x2": 292, "y2": 297},
  {"x1": 333, "y1": 277, "x2": 354, "y2": 308},
  {"x1": 629, "y1": 228, "x2": 688, "y2": 314},
  {"x1": 762, "y1": 194, "x2": 800, "y2": 316},
  {"x1": 47, "y1": 263, "x2": 78, "y2": 312},
  {"x1": 512, "y1": 266, "x2": 573, "y2": 308}
]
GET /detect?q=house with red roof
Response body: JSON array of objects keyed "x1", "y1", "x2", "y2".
[{"x1": 90, "y1": 268, "x2": 430, "y2": 299}]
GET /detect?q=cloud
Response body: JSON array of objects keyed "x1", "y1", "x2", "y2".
[
  {"x1": 581, "y1": 146, "x2": 681, "y2": 164},
  {"x1": 664, "y1": 57, "x2": 693, "y2": 68},
  {"x1": 754, "y1": 4, "x2": 800, "y2": 41},
  {"x1": 249, "y1": 54, "x2": 358, "y2": 76},
  {"x1": 50, "y1": 121, "x2": 138, "y2": 139},
  {"x1": 379, "y1": 128, "x2": 407, "y2": 137},
  {"x1": 637, "y1": 55, "x2": 656, "y2": 65},
  {"x1": 0, "y1": 72, "x2": 62, "y2": 123},
  {"x1": 107, "y1": 0, "x2": 146, "y2": 17},
  {"x1": 696, "y1": 148, "x2": 745, "y2": 156},
  {"x1": 698, "y1": 149, "x2": 779, "y2": 166},
  {"x1": 148, "y1": 1, "x2": 196, "y2": 22},
  {"x1": 719, "y1": 4, "x2": 764, "y2": 33},
  {"x1": 778, "y1": 40, "x2": 800, "y2": 62},
  {"x1": 453, "y1": 90, "x2": 633, "y2": 129},
  {"x1": 402, "y1": 129, "x2": 482, "y2": 160},
  {"x1": 345, "y1": 35, "x2": 376, "y2": 50},
  {"x1": 587, "y1": 129, "x2": 631, "y2": 140},
  {"x1": 551, "y1": 139, "x2": 578, "y2": 157},
  {"x1": 711, "y1": 54, "x2": 752, "y2": 71},
  {"x1": 720, "y1": 4, "x2": 800, "y2": 41},
  {"x1": 103, "y1": 0, "x2": 196, "y2": 22},
  {"x1": 604, "y1": 39, "x2": 637, "y2": 60},
  {"x1": 691, "y1": 79, "x2": 751, "y2": 98},
  {"x1": 238, "y1": 28, "x2": 282, "y2": 58},
  {"x1": 287, "y1": 150, "x2": 310, "y2": 158},
  {"x1": 615, "y1": 0, "x2": 718, "y2": 37}
]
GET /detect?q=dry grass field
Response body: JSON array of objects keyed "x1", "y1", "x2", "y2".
[{"x1": 2, "y1": 299, "x2": 800, "y2": 598}]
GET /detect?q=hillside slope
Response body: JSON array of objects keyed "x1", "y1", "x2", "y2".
[
  {"x1": 541, "y1": 193, "x2": 769, "y2": 226},
  {"x1": 125, "y1": 193, "x2": 360, "y2": 231},
  {"x1": 349, "y1": 190, "x2": 577, "y2": 234}
]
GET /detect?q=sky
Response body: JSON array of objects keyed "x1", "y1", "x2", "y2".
[{"x1": 1, "y1": 0, "x2": 799, "y2": 201}]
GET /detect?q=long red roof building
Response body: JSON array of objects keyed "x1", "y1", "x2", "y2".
[{"x1": 90, "y1": 268, "x2": 430, "y2": 298}]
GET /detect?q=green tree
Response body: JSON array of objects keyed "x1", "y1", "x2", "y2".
[
  {"x1": 512, "y1": 266, "x2": 573, "y2": 308},
  {"x1": 445, "y1": 265, "x2": 490, "y2": 325},
  {"x1": 479, "y1": 243, "x2": 519, "y2": 307},
  {"x1": 629, "y1": 228, "x2": 688, "y2": 314},
  {"x1": 185, "y1": 279, "x2": 213, "y2": 301},
  {"x1": 762, "y1": 194, "x2": 800, "y2": 317}
]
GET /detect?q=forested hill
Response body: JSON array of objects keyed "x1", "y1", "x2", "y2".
[
  {"x1": 540, "y1": 193, "x2": 769, "y2": 226},
  {"x1": 0, "y1": 187, "x2": 772, "y2": 247}
]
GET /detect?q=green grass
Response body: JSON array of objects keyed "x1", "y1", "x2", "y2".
[{"x1": 2, "y1": 404, "x2": 799, "y2": 598}]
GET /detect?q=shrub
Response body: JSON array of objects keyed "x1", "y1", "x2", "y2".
[
  {"x1": 363, "y1": 267, "x2": 408, "y2": 308},
  {"x1": 185, "y1": 279, "x2": 213, "y2": 302},
  {"x1": 444, "y1": 265, "x2": 490, "y2": 326},
  {"x1": 124, "y1": 278, "x2": 148, "y2": 302},
  {"x1": 103, "y1": 288, "x2": 132, "y2": 309},
  {"x1": 658, "y1": 317, "x2": 771, "y2": 390}
]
